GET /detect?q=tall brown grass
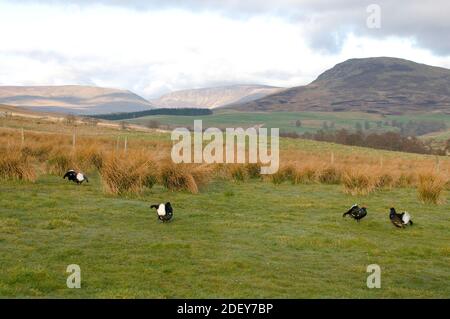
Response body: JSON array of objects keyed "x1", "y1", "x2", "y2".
[
  {"x1": 0, "y1": 126, "x2": 449, "y2": 198},
  {"x1": 317, "y1": 165, "x2": 342, "y2": 185},
  {"x1": 245, "y1": 163, "x2": 261, "y2": 179},
  {"x1": 75, "y1": 145, "x2": 105, "y2": 171},
  {"x1": 47, "y1": 153, "x2": 75, "y2": 175},
  {"x1": 190, "y1": 164, "x2": 214, "y2": 189},
  {"x1": 100, "y1": 152, "x2": 157, "y2": 195},
  {"x1": 269, "y1": 163, "x2": 296, "y2": 184},
  {"x1": 395, "y1": 172, "x2": 416, "y2": 188},
  {"x1": 160, "y1": 163, "x2": 209, "y2": 194},
  {"x1": 0, "y1": 151, "x2": 36, "y2": 182},
  {"x1": 229, "y1": 165, "x2": 247, "y2": 182},
  {"x1": 417, "y1": 173, "x2": 446, "y2": 204},
  {"x1": 342, "y1": 169, "x2": 376, "y2": 195},
  {"x1": 292, "y1": 164, "x2": 317, "y2": 184}
]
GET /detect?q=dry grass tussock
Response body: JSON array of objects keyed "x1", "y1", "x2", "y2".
[
  {"x1": 0, "y1": 127, "x2": 448, "y2": 199},
  {"x1": 341, "y1": 168, "x2": 377, "y2": 196},
  {"x1": 0, "y1": 150, "x2": 36, "y2": 182},
  {"x1": 100, "y1": 151, "x2": 158, "y2": 195},
  {"x1": 417, "y1": 172, "x2": 447, "y2": 204},
  {"x1": 160, "y1": 163, "x2": 213, "y2": 194}
]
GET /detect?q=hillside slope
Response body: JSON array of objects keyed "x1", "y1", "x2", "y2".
[
  {"x1": 0, "y1": 85, "x2": 154, "y2": 115},
  {"x1": 227, "y1": 57, "x2": 450, "y2": 114},
  {"x1": 151, "y1": 84, "x2": 284, "y2": 109}
]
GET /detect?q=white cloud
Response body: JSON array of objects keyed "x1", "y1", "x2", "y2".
[{"x1": 0, "y1": 1, "x2": 449, "y2": 98}]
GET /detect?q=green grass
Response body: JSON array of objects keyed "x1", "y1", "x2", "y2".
[
  {"x1": 422, "y1": 129, "x2": 450, "y2": 141},
  {"x1": 127, "y1": 110, "x2": 450, "y2": 136},
  {"x1": 0, "y1": 116, "x2": 172, "y2": 144},
  {"x1": 1, "y1": 175, "x2": 449, "y2": 298}
]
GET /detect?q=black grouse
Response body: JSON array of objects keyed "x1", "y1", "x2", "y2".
[
  {"x1": 150, "y1": 202, "x2": 173, "y2": 222},
  {"x1": 389, "y1": 207, "x2": 413, "y2": 228},
  {"x1": 63, "y1": 170, "x2": 88, "y2": 184},
  {"x1": 343, "y1": 204, "x2": 368, "y2": 222}
]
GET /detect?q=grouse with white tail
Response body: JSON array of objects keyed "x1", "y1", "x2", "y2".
[
  {"x1": 389, "y1": 207, "x2": 413, "y2": 228},
  {"x1": 150, "y1": 202, "x2": 173, "y2": 222},
  {"x1": 63, "y1": 170, "x2": 88, "y2": 184},
  {"x1": 343, "y1": 204, "x2": 368, "y2": 222}
]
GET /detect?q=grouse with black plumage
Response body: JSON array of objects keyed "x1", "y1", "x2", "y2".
[
  {"x1": 63, "y1": 170, "x2": 88, "y2": 184},
  {"x1": 150, "y1": 202, "x2": 173, "y2": 222},
  {"x1": 343, "y1": 204, "x2": 368, "y2": 222},
  {"x1": 389, "y1": 207, "x2": 413, "y2": 228}
]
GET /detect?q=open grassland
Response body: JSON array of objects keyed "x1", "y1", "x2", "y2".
[
  {"x1": 127, "y1": 110, "x2": 450, "y2": 136},
  {"x1": 0, "y1": 115, "x2": 449, "y2": 198},
  {"x1": 0, "y1": 116, "x2": 449, "y2": 298},
  {"x1": 422, "y1": 129, "x2": 450, "y2": 141},
  {"x1": 0, "y1": 176, "x2": 449, "y2": 298}
]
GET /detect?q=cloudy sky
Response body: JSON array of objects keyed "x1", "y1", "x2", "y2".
[{"x1": 0, "y1": 0, "x2": 449, "y2": 98}]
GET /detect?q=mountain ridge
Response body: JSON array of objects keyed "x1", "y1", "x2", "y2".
[
  {"x1": 0, "y1": 85, "x2": 154, "y2": 115},
  {"x1": 151, "y1": 84, "x2": 284, "y2": 109},
  {"x1": 225, "y1": 57, "x2": 450, "y2": 114},
  {"x1": 2, "y1": 57, "x2": 450, "y2": 115}
]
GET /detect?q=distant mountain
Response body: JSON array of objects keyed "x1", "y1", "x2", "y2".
[
  {"x1": 0, "y1": 85, "x2": 154, "y2": 115},
  {"x1": 151, "y1": 84, "x2": 284, "y2": 109},
  {"x1": 226, "y1": 57, "x2": 450, "y2": 114}
]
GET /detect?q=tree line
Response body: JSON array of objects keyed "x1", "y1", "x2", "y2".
[
  {"x1": 89, "y1": 108, "x2": 213, "y2": 120},
  {"x1": 294, "y1": 119, "x2": 447, "y2": 136},
  {"x1": 281, "y1": 129, "x2": 449, "y2": 155}
]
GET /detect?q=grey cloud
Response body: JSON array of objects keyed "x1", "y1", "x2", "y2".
[
  {"x1": 295, "y1": 1, "x2": 450, "y2": 55},
  {"x1": 13, "y1": 0, "x2": 448, "y2": 55},
  {"x1": 2, "y1": 0, "x2": 449, "y2": 96}
]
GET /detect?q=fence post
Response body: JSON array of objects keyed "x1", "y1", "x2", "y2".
[
  {"x1": 72, "y1": 130, "x2": 76, "y2": 150},
  {"x1": 124, "y1": 136, "x2": 128, "y2": 154},
  {"x1": 435, "y1": 156, "x2": 440, "y2": 173},
  {"x1": 21, "y1": 128, "x2": 24, "y2": 148}
]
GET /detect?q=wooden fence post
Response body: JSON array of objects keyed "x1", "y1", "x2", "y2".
[
  {"x1": 124, "y1": 136, "x2": 128, "y2": 154},
  {"x1": 72, "y1": 130, "x2": 76, "y2": 150},
  {"x1": 435, "y1": 156, "x2": 440, "y2": 173}
]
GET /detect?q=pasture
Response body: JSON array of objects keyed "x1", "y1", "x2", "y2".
[
  {"x1": 127, "y1": 110, "x2": 450, "y2": 137},
  {"x1": 1, "y1": 175, "x2": 449, "y2": 298},
  {"x1": 0, "y1": 116, "x2": 449, "y2": 298}
]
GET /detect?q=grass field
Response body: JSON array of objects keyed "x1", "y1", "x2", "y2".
[
  {"x1": 127, "y1": 110, "x2": 450, "y2": 137},
  {"x1": 1, "y1": 174, "x2": 449, "y2": 298},
  {"x1": 0, "y1": 116, "x2": 449, "y2": 298}
]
